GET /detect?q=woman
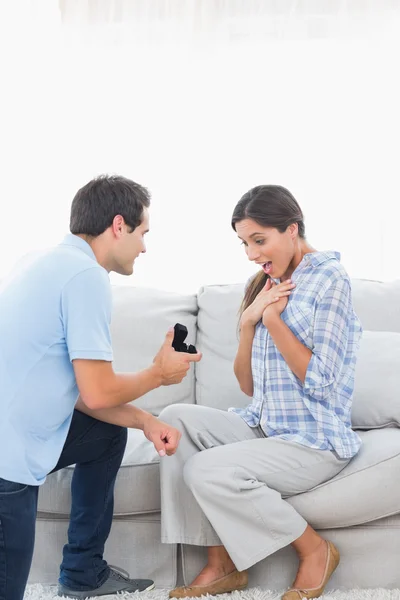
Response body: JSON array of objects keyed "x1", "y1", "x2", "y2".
[{"x1": 159, "y1": 185, "x2": 362, "y2": 600}]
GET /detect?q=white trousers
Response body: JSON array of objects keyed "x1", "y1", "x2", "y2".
[{"x1": 159, "y1": 404, "x2": 350, "y2": 572}]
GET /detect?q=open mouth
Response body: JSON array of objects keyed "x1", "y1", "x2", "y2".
[{"x1": 262, "y1": 261, "x2": 273, "y2": 274}]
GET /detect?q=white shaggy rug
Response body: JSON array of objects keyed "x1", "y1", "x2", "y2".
[{"x1": 24, "y1": 585, "x2": 400, "y2": 599}]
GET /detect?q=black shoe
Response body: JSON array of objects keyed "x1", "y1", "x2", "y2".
[{"x1": 57, "y1": 565, "x2": 155, "y2": 598}]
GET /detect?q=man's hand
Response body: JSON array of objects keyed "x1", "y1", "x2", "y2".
[
  {"x1": 143, "y1": 414, "x2": 182, "y2": 457},
  {"x1": 152, "y1": 328, "x2": 202, "y2": 386}
]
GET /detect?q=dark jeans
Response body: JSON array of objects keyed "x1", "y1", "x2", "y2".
[{"x1": 0, "y1": 410, "x2": 127, "y2": 600}]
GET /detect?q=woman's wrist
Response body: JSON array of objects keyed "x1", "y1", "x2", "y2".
[
  {"x1": 240, "y1": 316, "x2": 256, "y2": 331},
  {"x1": 262, "y1": 309, "x2": 282, "y2": 329}
]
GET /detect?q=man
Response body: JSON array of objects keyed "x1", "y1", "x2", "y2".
[{"x1": 0, "y1": 175, "x2": 202, "y2": 600}]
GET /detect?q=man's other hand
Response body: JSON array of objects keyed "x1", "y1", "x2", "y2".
[{"x1": 143, "y1": 415, "x2": 182, "y2": 457}]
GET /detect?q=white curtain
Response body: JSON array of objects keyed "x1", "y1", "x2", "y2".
[{"x1": 1, "y1": 1, "x2": 399, "y2": 293}]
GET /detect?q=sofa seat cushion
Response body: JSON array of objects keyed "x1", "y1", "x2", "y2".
[
  {"x1": 289, "y1": 428, "x2": 400, "y2": 528},
  {"x1": 39, "y1": 427, "x2": 400, "y2": 525},
  {"x1": 38, "y1": 429, "x2": 160, "y2": 517}
]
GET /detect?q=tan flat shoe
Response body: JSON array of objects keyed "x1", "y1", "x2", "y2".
[
  {"x1": 282, "y1": 540, "x2": 340, "y2": 600},
  {"x1": 169, "y1": 569, "x2": 248, "y2": 598}
]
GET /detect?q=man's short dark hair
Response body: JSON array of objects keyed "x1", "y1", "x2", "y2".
[{"x1": 70, "y1": 175, "x2": 151, "y2": 237}]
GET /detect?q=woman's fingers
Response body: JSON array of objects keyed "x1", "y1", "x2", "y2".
[
  {"x1": 259, "y1": 279, "x2": 295, "y2": 300},
  {"x1": 272, "y1": 289, "x2": 293, "y2": 300}
]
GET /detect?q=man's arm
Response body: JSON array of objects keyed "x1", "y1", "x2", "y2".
[
  {"x1": 73, "y1": 328, "x2": 202, "y2": 410},
  {"x1": 63, "y1": 270, "x2": 201, "y2": 411},
  {"x1": 75, "y1": 396, "x2": 182, "y2": 457},
  {"x1": 75, "y1": 395, "x2": 155, "y2": 429},
  {"x1": 73, "y1": 360, "x2": 163, "y2": 410}
]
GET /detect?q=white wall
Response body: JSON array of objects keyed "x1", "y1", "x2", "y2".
[{"x1": 1, "y1": 1, "x2": 399, "y2": 293}]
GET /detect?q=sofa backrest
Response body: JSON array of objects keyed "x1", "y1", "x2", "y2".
[
  {"x1": 110, "y1": 286, "x2": 198, "y2": 416},
  {"x1": 350, "y1": 279, "x2": 400, "y2": 332},
  {"x1": 196, "y1": 283, "x2": 247, "y2": 411},
  {"x1": 109, "y1": 278, "x2": 400, "y2": 430}
]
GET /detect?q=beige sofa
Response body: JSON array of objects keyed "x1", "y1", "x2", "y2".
[{"x1": 30, "y1": 278, "x2": 400, "y2": 590}]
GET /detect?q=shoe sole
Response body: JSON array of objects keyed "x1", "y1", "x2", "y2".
[
  {"x1": 169, "y1": 582, "x2": 247, "y2": 598},
  {"x1": 58, "y1": 582, "x2": 155, "y2": 598}
]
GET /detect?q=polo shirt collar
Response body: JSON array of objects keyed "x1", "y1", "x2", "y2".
[{"x1": 60, "y1": 234, "x2": 97, "y2": 262}]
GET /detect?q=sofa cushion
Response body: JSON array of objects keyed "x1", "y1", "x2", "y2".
[
  {"x1": 352, "y1": 331, "x2": 400, "y2": 429},
  {"x1": 288, "y1": 428, "x2": 400, "y2": 528},
  {"x1": 181, "y1": 514, "x2": 400, "y2": 590},
  {"x1": 38, "y1": 429, "x2": 161, "y2": 516},
  {"x1": 31, "y1": 514, "x2": 177, "y2": 588},
  {"x1": 196, "y1": 283, "x2": 249, "y2": 410},
  {"x1": 351, "y1": 278, "x2": 400, "y2": 332},
  {"x1": 111, "y1": 285, "x2": 198, "y2": 416},
  {"x1": 38, "y1": 427, "x2": 400, "y2": 528}
]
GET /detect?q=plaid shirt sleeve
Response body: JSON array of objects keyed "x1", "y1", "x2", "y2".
[{"x1": 303, "y1": 276, "x2": 352, "y2": 402}]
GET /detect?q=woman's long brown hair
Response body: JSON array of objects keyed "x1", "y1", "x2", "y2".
[{"x1": 239, "y1": 271, "x2": 269, "y2": 318}]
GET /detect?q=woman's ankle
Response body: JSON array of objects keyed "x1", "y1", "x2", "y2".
[
  {"x1": 207, "y1": 546, "x2": 236, "y2": 573},
  {"x1": 291, "y1": 526, "x2": 326, "y2": 560}
]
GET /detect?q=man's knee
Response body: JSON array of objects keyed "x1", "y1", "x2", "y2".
[
  {"x1": 95, "y1": 420, "x2": 127, "y2": 453},
  {"x1": 117, "y1": 424, "x2": 128, "y2": 446},
  {"x1": 94, "y1": 417, "x2": 127, "y2": 440}
]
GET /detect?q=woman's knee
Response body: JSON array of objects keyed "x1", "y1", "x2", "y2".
[
  {"x1": 183, "y1": 450, "x2": 215, "y2": 490},
  {"x1": 159, "y1": 403, "x2": 198, "y2": 426}
]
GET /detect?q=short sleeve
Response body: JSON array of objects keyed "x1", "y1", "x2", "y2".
[{"x1": 61, "y1": 267, "x2": 113, "y2": 362}]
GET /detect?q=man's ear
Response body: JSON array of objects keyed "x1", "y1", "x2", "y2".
[{"x1": 111, "y1": 214, "x2": 125, "y2": 237}]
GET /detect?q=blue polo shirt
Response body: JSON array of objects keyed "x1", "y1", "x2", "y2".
[{"x1": 0, "y1": 234, "x2": 113, "y2": 486}]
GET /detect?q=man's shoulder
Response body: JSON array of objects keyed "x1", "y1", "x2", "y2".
[
  {"x1": 1, "y1": 243, "x2": 108, "y2": 304},
  {"x1": 42, "y1": 242, "x2": 107, "y2": 287}
]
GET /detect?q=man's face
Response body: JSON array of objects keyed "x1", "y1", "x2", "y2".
[{"x1": 114, "y1": 207, "x2": 149, "y2": 276}]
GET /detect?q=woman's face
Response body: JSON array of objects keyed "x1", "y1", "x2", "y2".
[{"x1": 235, "y1": 218, "x2": 297, "y2": 280}]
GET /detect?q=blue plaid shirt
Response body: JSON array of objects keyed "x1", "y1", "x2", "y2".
[{"x1": 230, "y1": 251, "x2": 362, "y2": 459}]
